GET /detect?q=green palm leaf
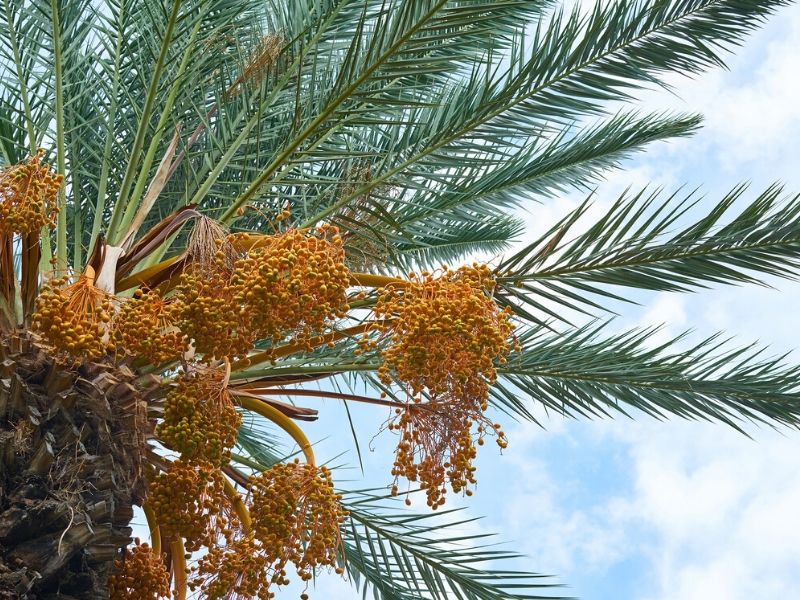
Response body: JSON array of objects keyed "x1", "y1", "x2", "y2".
[
  {"x1": 497, "y1": 184, "x2": 800, "y2": 321},
  {"x1": 496, "y1": 322, "x2": 800, "y2": 431},
  {"x1": 341, "y1": 491, "x2": 566, "y2": 600},
  {"x1": 299, "y1": 0, "x2": 790, "y2": 231}
]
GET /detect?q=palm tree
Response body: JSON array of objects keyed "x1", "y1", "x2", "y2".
[{"x1": 1, "y1": 0, "x2": 799, "y2": 597}]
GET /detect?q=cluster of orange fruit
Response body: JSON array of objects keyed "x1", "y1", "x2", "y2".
[
  {"x1": 172, "y1": 258, "x2": 254, "y2": 360},
  {"x1": 192, "y1": 461, "x2": 347, "y2": 599},
  {"x1": 150, "y1": 367, "x2": 241, "y2": 556},
  {"x1": 34, "y1": 276, "x2": 178, "y2": 362},
  {"x1": 108, "y1": 540, "x2": 171, "y2": 600},
  {"x1": 157, "y1": 370, "x2": 241, "y2": 467},
  {"x1": 173, "y1": 226, "x2": 351, "y2": 361},
  {"x1": 148, "y1": 366, "x2": 347, "y2": 598},
  {"x1": 193, "y1": 534, "x2": 272, "y2": 599},
  {"x1": 31, "y1": 226, "x2": 352, "y2": 365},
  {"x1": 149, "y1": 458, "x2": 233, "y2": 553},
  {"x1": 21, "y1": 182, "x2": 520, "y2": 595},
  {"x1": 0, "y1": 150, "x2": 63, "y2": 235},
  {"x1": 32, "y1": 270, "x2": 114, "y2": 359},
  {"x1": 373, "y1": 264, "x2": 514, "y2": 398},
  {"x1": 248, "y1": 461, "x2": 346, "y2": 583},
  {"x1": 371, "y1": 265, "x2": 516, "y2": 506},
  {"x1": 230, "y1": 225, "x2": 351, "y2": 357},
  {"x1": 114, "y1": 289, "x2": 187, "y2": 364}
]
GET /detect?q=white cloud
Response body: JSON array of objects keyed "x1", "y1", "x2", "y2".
[
  {"x1": 636, "y1": 6, "x2": 800, "y2": 181},
  {"x1": 496, "y1": 415, "x2": 800, "y2": 600},
  {"x1": 497, "y1": 419, "x2": 631, "y2": 577},
  {"x1": 700, "y1": 14, "x2": 800, "y2": 175},
  {"x1": 694, "y1": 280, "x2": 800, "y2": 355},
  {"x1": 515, "y1": 156, "x2": 680, "y2": 247},
  {"x1": 621, "y1": 421, "x2": 800, "y2": 600},
  {"x1": 620, "y1": 292, "x2": 688, "y2": 348}
]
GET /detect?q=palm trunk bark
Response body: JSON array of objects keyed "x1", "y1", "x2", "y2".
[{"x1": 0, "y1": 333, "x2": 157, "y2": 599}]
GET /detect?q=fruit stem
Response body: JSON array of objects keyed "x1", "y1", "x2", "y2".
[
  {"x1": 143, "y1": 502, "x2": 162, "y2": 556},
  {"x1": 223, "y1": 478, "x2": 252, "y2": 532},
  {"x1": 350, "y1": 272, "x2": 407, "y2": 288},
  {"x1": 170, "y1": 538, "x2": 187, "y2": 600},
  {"x1": 230, "y1": 322, "x2": 380, "y2": 372},
  {"x1": 237, "y1": 395, "x2": 315, "y2": 466}
]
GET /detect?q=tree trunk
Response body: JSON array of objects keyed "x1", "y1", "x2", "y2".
[{"x1": 0, "y1": 333, "x2": 157, "y2": 599}]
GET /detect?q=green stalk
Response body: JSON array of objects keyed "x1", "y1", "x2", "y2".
[
  {"x1": 71, "y1": 173, "x2": 82, "y2": 270},
  {"x1": 184, "y1": 92, "x2": 282, "y2": 209},
  {"x1": 181, "y1": 0, "x2": 350, "y2": 215},
  {"x1": 143, "y1": 2, "x2": 353, "y2": 264},
  {"x1": 50, "y1": 0, "x2": 67, "y2": 270},
  {"x1": 38, "y1": 233, "x2": 53, "y2": 275},
  {"x1": 220, "y1": 0, "x2": 450, "y2": 224},
  {"x1": 230, "y1": 363, "x2": 378, "y2": 380},
  {"x1": 90, "y1": 0, "x2": 127, "y2": 256},
  {"x1": 3, "y1": 0, "x2": 36, "y2": 152},
  {"x1": 230, "y1": 453, "x2": 269, "y2": 471},
  {"x1": 106, "y1": 0, "x2": 184, "y2": 244},
  {"x1": 115, "y1": 2, "x2": 209, "y2": 241}
]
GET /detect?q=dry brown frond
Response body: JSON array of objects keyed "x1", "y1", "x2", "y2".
[
  {"x1": 186, "y1": 215, "x2": 236, "y2": 272},
  {"x1": 228, "y1": 34, "x2": 283, "y2": 96},
  {"x1": 11, "y1": 419, "x2": 34, "y2": 454}
]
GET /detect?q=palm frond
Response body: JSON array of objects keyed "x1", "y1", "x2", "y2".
[
  {"x1": 320, "y1": 111, "x2": 701, "y2": 271},
  {"x1": 0, "y1": 0, "x2": 55, "y2": 158},
  {"x1": 497, "y1": 321, "x2": 800, "y2": 431},
  {"x1": 298, "y1": 0, "x2": 788, "y2": 229},
  {"x1": 496, "y1": 184, "x2": 800, "y2": 320},
  {"x1": 340, "y1": 490, "x2": 565, "y2": 600},
  {"x1": 342, "y1": 211, "x2": 524, "y2": 272}
]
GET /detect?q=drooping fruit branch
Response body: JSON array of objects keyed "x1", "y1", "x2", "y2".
[
  {"x1": 13, "y1": 198, "x2": 518, "y2": 598},
  {"x1": 143, "y1": 503, "x2": 162, "y2": 556},
  {"x1": 369, "y1": 265, "x2": 518, "y2": 508},
  {"x1": 235, "y1": 394, "x2": 316, "y2": 466}
]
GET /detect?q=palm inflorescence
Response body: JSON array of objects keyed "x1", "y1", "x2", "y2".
[{"x1": 1, "y1": 0, "x2": 800, "y2": 598}]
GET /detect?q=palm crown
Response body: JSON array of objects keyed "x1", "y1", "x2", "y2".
[{"x1": 1, "y1": 0, "x2": 799, "y2": 598}]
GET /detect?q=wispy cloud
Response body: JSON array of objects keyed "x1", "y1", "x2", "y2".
[
  {"x1": 620, "y1": 421, "x2": 800, "y2": 600},
  {"x1": 491, "y1": 6, "x2": 800, "y2": 599}
]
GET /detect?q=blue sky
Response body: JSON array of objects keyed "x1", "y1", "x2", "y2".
[
  {"x1": 135, "y1": 5, "x2": 800, "y2": 598},
  {"x1": 314, "y1": 4, "x2": 800, "y2": 599},
  {"x1": 482, "y1": 5, "x2": 800, "y2": 599}
]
